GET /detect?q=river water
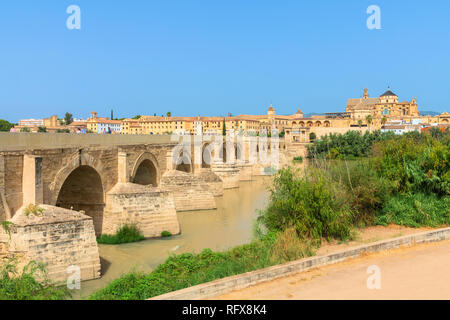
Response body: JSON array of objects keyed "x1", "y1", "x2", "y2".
[{"x1": 76, "y1": 176, "x2": 271, "y2": 299}]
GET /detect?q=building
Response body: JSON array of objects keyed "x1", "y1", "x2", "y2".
[
  {"x1": 119, "y1": 105, "x2": 307, "y2": 136},
  {"x1": 87, "y1": 111, "x2": 121, "y2": 134},
  {"x1": 346, "y1": 87, "x2": 420, "y2": 123},
  {"x1": 18, "y1": 118, "x2": 44, "y2": 127}
]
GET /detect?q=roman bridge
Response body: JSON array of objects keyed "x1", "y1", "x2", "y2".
[{"x1": 0, "y1": 132, "x2": 305, "y2": 282}]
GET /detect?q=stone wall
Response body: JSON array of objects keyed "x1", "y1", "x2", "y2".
[
  {"x1": 0, "y1": 132, "x2": 176, "y2": 151},
  {"x1": 211, "y1": 163, "x2": 240, "y2": 189},
  {"x1": 236, "y1": 163, "x2": 253, "y2": 181},
  {"x1": 195, "y1": 170, "x2": 224, "y2": 197},
  {"x1": 5, "y1": 205, "x2": 101, "y2": 283},
  {"x1": 161, "y1": 170, "x2": 217, "y2": 211},
  {"x1": 0, "y1": 155, "x2": 5, "y2": 222},
  {"x1": 2, "y1": 153, "x2": 23, "y2": 217},
  {"x1": 104, "y1": 183, "x2": 180, "y2": 238}
]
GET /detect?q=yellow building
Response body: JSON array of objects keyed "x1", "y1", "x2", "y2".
[
  {"x1": 87, "y1": 111, "x2": 122, "y2": 134},
  {"x1": 346, "y1": 87, "x2": 420, "y2": 123}
]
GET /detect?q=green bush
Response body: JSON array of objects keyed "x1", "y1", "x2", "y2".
[
  {"x1": 97, "y1": 224, "x2": 145, "y2": 245},
  {"x1": 90, "y1": 229, "x2": 314, "y2": 300},
  {"x1": 376, "y1": 193, "x2": 450, "y2": 228},
  {"x1": 258, "y1": 167, "x2": 355, "y2": 242},
  {"x1": 161, "y1": 231, "x2": 172, "y2": 238},
  {"x1": 0, "y1": 119, "x2": 14, "y2": 132},
  {"x1": 293, "y1": 156, "x2": 303, "y2": 163},
  {"x1": 321, "y1": 159, "x2": 392, "y2": 225},
  {"x1": 0, "y1": 259, "x2": 70, "y2": 300},
  {"x1": 373, "y1": 133, "x2": 449, "y2": 196},
  {"x1": 307, "y1": 130, "x2": 395, "y2": 159}
]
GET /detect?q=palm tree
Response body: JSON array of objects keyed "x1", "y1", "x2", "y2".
[
  {"x1": 381, "y1": 117, "x2": 387, "y2": 127},
  {"x1": 357, "y1": 119, "x2": 363, "y2": 128}
]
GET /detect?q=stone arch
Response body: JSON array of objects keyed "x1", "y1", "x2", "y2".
[
  {"x1": 315, "y1": 121, "x2": 322, "y2": 127},
  {"x1": 49, "y1": 152, "x2": 107, "y2": 207},
  {"x1": 219, "y1": 144, "x2": 227, "y2": 163},
  {"x1": 173, "y1": 147, "x2": 192, "y2": 173},
  {"x1": 307, "y1": 121, "x2": 313, "y2": 127},
  {"x1": 442, "y1": 119, "x2": 449, "y2": 123},
  {"x1": 202, "y1": 142, "x2": 213, "y2": 168},
  {"x1": 131, "y1": 152, "x2": 160, "y2": 186},
  {"x1": 299, "y1": 121, "x2": 305, "y2": 127},
  {"x1": 235, "y1": 142, "x2": 244, "y2": 162},
  {"x1": 324, "y1": 121, "x2": 331, "y2": 127},
  {"x1": 55, "y1": 165, "x2": 104, "y2": 235}
]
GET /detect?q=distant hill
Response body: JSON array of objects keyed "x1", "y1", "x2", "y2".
[{"x1": 420, "y1": 111, "x2": 440, "y2": 116}]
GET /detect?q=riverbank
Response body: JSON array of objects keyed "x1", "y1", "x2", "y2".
[{"x1": 73, "y1": 176, "x2": 271, "y2": 299}]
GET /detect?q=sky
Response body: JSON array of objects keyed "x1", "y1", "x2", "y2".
[{"x1": 0, "y1": 0, "x2": 449, "y2": 123}]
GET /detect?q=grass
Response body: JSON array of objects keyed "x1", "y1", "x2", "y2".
[
  {"x1": 90, "y1": 228, "x2": 314, "y2": 300},
  {"x1": 23, "y1": 204, "x2": 44, "y2": 217},
  {"x1": 97, "y1": 224, "x2": 146, "y2": 245}
]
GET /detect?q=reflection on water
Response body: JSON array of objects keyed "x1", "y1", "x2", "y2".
[{"x1": 76, "y1": 176, "x2": 271, "y2": 299}]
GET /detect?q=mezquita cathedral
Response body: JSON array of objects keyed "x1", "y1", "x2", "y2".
[
  {"x1": 283, "y1": 87, "x2": 449, "y2": 143},
  {"x1": 346, "y1": 87, "x2": 420, "y2": 120}
]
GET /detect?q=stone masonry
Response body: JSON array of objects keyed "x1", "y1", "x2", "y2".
[
  {"x1": 4, "y1": 205, "x2": 101, "y2": 283},
  {"x1": 104, "y1": 183, "x2": 180, "y2": 238}
]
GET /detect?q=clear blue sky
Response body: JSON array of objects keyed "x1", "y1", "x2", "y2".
[{"x1": 1, "y1": 0, "x2": 449, "y2": 122}]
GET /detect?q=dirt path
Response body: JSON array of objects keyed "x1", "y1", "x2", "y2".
[{"x1": 214, "y1": 227, "x2": 450, "y2": 300}]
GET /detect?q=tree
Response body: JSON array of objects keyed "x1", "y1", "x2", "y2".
[
  {"x1": 222, "y1": 119, "x2": 226, "y2": 136},
  {"x1": 357, "y1": 120, "x2": 363, "y2": 128},
  {"x1": 166, "y1": 112, "x2": 172, "y2": 117},
  {"x1": 366, "y1": 115, "x2": 373, "y2": 131},
  {"x1": 111, "y1": 110, "x2": 114, "y2": 120},
  {"x1": 0, "y1": 119, "x2": 14, "y2": 132},
  {"x1": 309, "y1": 132, "x2": 316, "y2": 142},
  {"x1": 64, "y1": 113, "x2": 73, "y2": 125},
  {"x1": 20, "y1": 127, "x2": 30, "y2": 133},
  {"x1": 38, "y1": 126, "x2": 47, "y2": 133},
  {"x1": 381, "y1": 117, "x2": 387, "y2": 126},
  {"x1": 132, "y1": 115, "x2": 141, "y2": 120}
]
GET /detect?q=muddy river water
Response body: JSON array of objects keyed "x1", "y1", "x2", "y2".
[{"x1": 76, "y1": 176, "x2": 271, "y2": 298}]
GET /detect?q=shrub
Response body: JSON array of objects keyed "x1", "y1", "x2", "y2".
[
  {"x1": 373, "y1": 133, "x2": 449, "y2": 196},
  {"x1": 307, "y1": 130, "x2": 395, "y2": 159},
  {"x1": 97, "y1": 224, "x2": 145, "y2": 245},
  {"x1": 0, "y1": 259, "x2": 70, "y2": 300},
  {"x1": 321, "y1": 159, "x2": 392, "y2": 225},
  {"x1": 257, "y1": 167, "x2": 355, "y2": 242},
  {"x1": 161, "y1": 231, "x2": 172, "y2": 238},
  {"x1": 293, "y1": 156, "x2": 303, "y2": 163},
  {"x1": 376, "y1": 193, "x2": 450, "y2": 228}
]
